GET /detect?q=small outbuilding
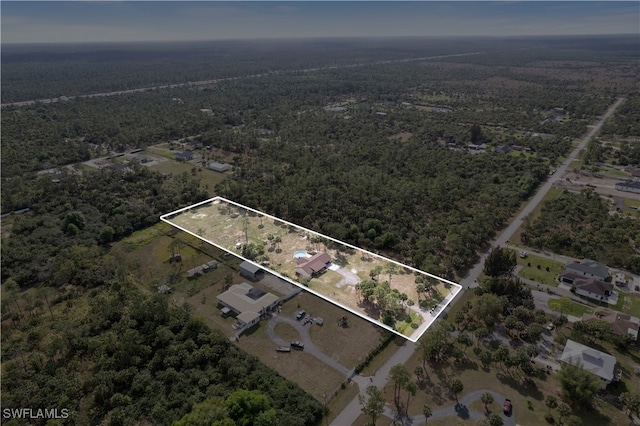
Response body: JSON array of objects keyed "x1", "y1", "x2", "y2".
[
  {"x1": 208, "y1": 162, "x2": 231, "y2": 173},
  {"x1": 239, "y1": 261, "x2": 264, "y2": 281}
]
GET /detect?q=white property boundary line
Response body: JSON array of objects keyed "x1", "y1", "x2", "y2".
[{"x1": 161, "y1": 196, "x2": 462, "y2": 342}]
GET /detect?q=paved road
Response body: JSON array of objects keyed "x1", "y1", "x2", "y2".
[
  {"x1": 331, "y1": 340, "x2": 417, "y2": 426},
  {"x1": 381, "y1": 389, "x2": 516, "y2": 426},
  {"x1": 331, "y1": 97, "x2": 626, "y2": 426},
  {"x1": 460, "y1": 97, "x2": 625, "y2": 290},
  {"x1": 265, "y1": 314, "x2": 352, "y2": 376}
]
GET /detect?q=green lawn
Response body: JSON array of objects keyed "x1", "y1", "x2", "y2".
[
  {"x1": 517, "y1": 253, "x2": 564, "y2": 286},
  {"x1": 548, "y1": 297, "x2": 592, "y2": 317},
  {"x1": 614, "y1": 293, "x2": 640, "y2": 317},
  {"x1": 623, "y1": 198, "x2": 640, "y2": 208}
]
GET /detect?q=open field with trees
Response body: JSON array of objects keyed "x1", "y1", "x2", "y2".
[{"x1": 165, "y1": 198, "x2": 460, "y2": 339}]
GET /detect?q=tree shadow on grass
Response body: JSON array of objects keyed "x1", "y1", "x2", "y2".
[{"x1": 496, "y1": 373, "x2": 544, "y2": 401}]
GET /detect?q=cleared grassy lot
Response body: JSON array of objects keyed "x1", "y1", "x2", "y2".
[
  {"x1": 517, "y1": 253, "x2": 564, "y2": 286},
  {"x1": 548, "y1": 297, "x2": 592, "y2": 317}
]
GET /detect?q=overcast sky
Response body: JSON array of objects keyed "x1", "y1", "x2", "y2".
[{"x1": 2, "y1": 1, "x2": 638, "y2": 44}]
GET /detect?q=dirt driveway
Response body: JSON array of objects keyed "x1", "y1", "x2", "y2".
[{"x1": 558, "y1": 171, "x2": 640, "y2": 201}]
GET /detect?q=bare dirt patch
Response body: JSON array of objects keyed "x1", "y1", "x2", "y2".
[
  {"x1": 389, "y1": 132, "x2": 413, "y2": 142},
  {"x1": 558, "y1": 171, "x2": 640, "y2": 201}
]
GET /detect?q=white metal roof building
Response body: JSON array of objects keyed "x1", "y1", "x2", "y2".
[{"x1": 560, "y1": 339, "x2": 617, "y2": 387}]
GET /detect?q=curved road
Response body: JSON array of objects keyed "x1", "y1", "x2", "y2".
[
  {"x1": 331, "y1": 97, "x2": 626, "y2": 426},
  {"x1": 382, "y1": 389, "x2": 516, "y2": 426},
  {"x1": 265, "y1": 314, "x2": 352, "y2": 377}
]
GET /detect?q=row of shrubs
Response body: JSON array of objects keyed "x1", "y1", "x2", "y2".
[{"x1": 354, "y1": 332, "x2": 397, "y2": 374}]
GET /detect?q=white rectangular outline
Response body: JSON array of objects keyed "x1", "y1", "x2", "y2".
[{"x1": 160, "y1": 196, "x2": 462, "y2": 342}]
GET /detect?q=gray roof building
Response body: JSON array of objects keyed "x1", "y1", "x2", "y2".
[
  {"x1": 239, "y1": 261, "x2": 264, "y2": 281},
  {"x1": 560, "y1": 339, "x2": 617, "y2": 384},
  {"x1": 216, "y1": 282, "x2": 278, "y2": 321},
  {"x1": 564, "y1": 259, "x2": 609, "y2": 281},
  {"x1": 208, "y1": 162, "x2": 231, "y2": 173},
  {"x1": 615, "y1": 180, "x2": 640, "y2": 194},
  {"x1": 174, "y1": 151, "x2": 194, "y2": 161}
]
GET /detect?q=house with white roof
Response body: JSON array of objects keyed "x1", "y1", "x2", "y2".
[{"x1": 560, "y1": 339, "x2": 618, "y2": 389}]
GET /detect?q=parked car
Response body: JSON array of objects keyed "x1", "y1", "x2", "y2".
[
  {"x1": 520, "y1": 251, "x2": 527, "y2": 259},
  {"x1": 291, "y1": 341, "x2": 304, "y2": 350},
  {"x1": 546, "y1": 323, "x2": 555, "y2": 331},
  {"x1": 296, "y1": 310, "x2": 306, "y2": 320},
  {"x1": 503, "y1": 399, "x2": 512, "y2": 415}
]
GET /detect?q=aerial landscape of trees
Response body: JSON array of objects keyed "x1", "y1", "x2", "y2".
[{"x1": 2, "y1": 35, "x2": 639, "y2": 425}]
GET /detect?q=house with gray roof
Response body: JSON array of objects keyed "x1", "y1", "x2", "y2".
[
  {"x1": 216, "y1": 282, "x2": 279, "y2": 331},
  {"x1": 560, "y1": 339, "x2": 617, "y2": 388},
  {"x1": 563, "y1": 259, "x2": 609, "y2": 281},
  {"x1": 615, "y1": 180, "x2": 640, "y2": 194},
  {"x1": 174, "y1": 151, "x2": 194, "y2": 161}
]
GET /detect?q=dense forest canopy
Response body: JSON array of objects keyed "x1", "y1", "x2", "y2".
[
  {"x1": 520, "y1": 189, "x2": 640, "y2": 274},
  {"x1": 3, "y1": 35, "x2": 619, "y2": 103}
]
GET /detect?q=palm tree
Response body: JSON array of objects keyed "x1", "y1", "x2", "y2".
[
  {"x1": 545, "y1": 395, "x2": 558, "y2": 414},
  {"x1": 423, "y1": 404, "x2": 432, "y2": 424},
  {"x1": 481, "y1": 392, "x2": 494, "y2": 413}
]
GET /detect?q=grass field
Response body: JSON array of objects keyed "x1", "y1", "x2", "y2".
[
  {"x1": 623, "y1": 198, "x2": 640, "y2": 208},
  {"x1": 547, "y1": 297, "x2": 592, "y2": 317},
  {"x1": 148, "y1": 159, "x2": 227, "y2": 196},
  {"x1": 517, "y1": 254, "x2": 564, "y2": 286},
  {"x1": 611, "y1": 292, "x2": 640, "y2": 317}
]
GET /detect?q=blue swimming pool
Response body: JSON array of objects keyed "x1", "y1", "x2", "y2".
[{"x1": 294, "y1": 251, "x2": 308, "y2": 259}]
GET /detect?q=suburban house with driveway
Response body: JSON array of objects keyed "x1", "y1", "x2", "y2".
[
  {"x1": 560, "y1": 339, "x2": 619, "y2": 389},
  {"x1": 295, "y1": 253, "x2": 331, "y2": 280}
]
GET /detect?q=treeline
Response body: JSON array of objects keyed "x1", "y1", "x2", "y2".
[
  {"x1": 1, "y1": 165, "x2": 209, "y2": 286},
  {"x1": 520, "y1": 189, "x2": 640, "y2": 274},
  {"x1": 601, "y1": 94, "x2": 640, "y2": 139},
  {"x1": 2, "y1": 50, "x2": 627, "y2": 178},
  {"x1": 217, "y1": 129, "x2": 550, "y2": 277},
  {"x1": 1, "y1": 283, "x2": 323, "y2": 425},
  {"x1": 1, "y1": 36, "x2": 550, "y2": 103}
]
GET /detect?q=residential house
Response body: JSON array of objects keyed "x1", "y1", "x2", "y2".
[
  {"x1": 217, "y1": 282, "x2": 279, "y2": 330},
  {"x1": 560, "y1": 339, "x2": 617, "y2": 389},
  {"x1": 573, "y1": 277, "x2": 614, "y2": 302},
  {"x1": 174, "y1": 151, "x2": 194, "y2": 161},
  {"x1": 295, "y1": 253, "x2": 331, "y2": 280},
  {"x1": 582, "y1": 308, "x2": 639, "y2": 340},
  {"x1": 563, "y1": 259, "x2": 609, "y2": 281},
  {"x1": 615, "y1": 180, "x2": 640, "y2": 194}
]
